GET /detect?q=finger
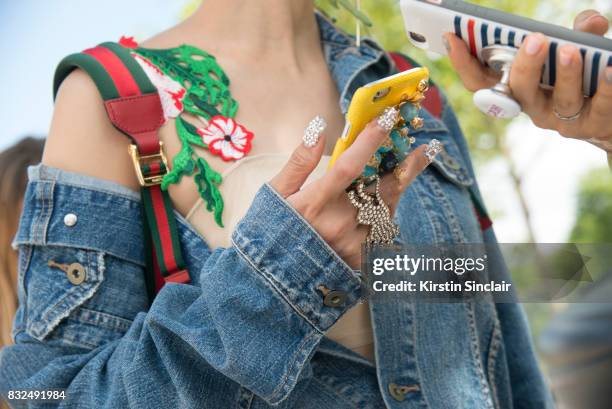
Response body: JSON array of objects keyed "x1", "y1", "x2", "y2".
[
  {"x1": 396, "y1": 142, "x2": 438, "y2": 189},
  {"x1": 573, "y1": 10, "x2": 609, "y2": 36},
  {"x1": 323, "y1": 108, "x2": 397, "y2": 195},
  {"x1": 270, "y1": 116, "x2": 327, "y2": 198},
  {"x1": 584, "y1": 66, "x2": 612, "y2": 143},
  {"x1": 377, "y1": 143, "x2": 433, "y2": 213},
  {"x1": 552, "y1": 44, "x2": 584, "y2": 131},
  {"x1": 509, "y1": 33, "x2": 552, "y2": 125},
  {"x1": 379, "y1": 140, "x2": 440, "y2": 215},
  {"x1": 443, "y1": 33, "x2": 498, "y2": 92}
]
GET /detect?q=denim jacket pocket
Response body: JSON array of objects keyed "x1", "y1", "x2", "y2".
[
  {"x1": 408, "y1": 107, "x2": 474, "y2": 189},
  {"x1": 20, "y1": 244, "x2": 106, "y2": 346},
  {"x1": 13, "y1": 173, "x2": 148, "y2": 349}
]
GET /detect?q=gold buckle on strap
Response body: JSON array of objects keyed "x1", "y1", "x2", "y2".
[{"x1": 129, "y1": 142, "x2": 169, "y2": 187}]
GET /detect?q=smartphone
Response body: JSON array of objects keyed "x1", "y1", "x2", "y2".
[
  {"x1": 329, "y1": 67, "x2": 429, "y2": 168},
  {"x1": 400, "y1": 0, "x2": 612, "y2": 97}
]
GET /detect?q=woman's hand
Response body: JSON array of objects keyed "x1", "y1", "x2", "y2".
[
  {"x1": 270, "y1": 114, "x2": 434, "y2": 269},
  {"x1": 444, "y1": 10, "x2": 612, "y2": 152}
]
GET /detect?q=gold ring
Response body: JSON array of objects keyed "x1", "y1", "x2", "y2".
[{"x1": 553, "y1": 104, "x2": 584, "y2": 122}]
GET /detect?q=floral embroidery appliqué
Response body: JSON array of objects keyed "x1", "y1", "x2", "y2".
[
  {"x1": 119, "y1": 36, "x2": 255, "y2": 227},
  {"x1": 198, "y1": 116, "x2": 254, "y2": 161}
]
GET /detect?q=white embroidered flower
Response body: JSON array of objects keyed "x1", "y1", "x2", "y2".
[
  {"x1": 132, "y1": 53, "x2": 186, "y2": 120},
  {"x1": 197, "y1": 116, "x2": 254, "y2": 161}
]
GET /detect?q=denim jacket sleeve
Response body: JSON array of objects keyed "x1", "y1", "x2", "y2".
[{"x1": 0, "y1": 167, "x2": 363, "y2": 408}]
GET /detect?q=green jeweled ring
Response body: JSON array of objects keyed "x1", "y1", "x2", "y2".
[{"x1": 362, "y1": 101, "x2": 422, "y2": 178}]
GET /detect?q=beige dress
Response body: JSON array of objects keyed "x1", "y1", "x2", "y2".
[{"x1": 185, "y1": 153, "x2": 375, "y2": 361}]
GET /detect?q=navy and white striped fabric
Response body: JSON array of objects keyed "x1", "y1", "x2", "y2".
[{"x1": 453, "y1": 15, "x2": 612, "y2": 97}]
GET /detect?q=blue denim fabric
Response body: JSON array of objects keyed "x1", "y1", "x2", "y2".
[{"x1": 0, "y1": 12, "x2": 552, "y2": 409}]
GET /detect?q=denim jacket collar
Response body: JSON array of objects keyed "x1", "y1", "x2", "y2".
[{"x1": 315, "y1": 11, "x2": 394, "y2": 113}]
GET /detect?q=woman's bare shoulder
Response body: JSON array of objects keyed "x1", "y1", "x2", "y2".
[
  {"x1": 42, "y1": 23, "x2": 196, "y2": 191},
  {"x1": 43, "y1": 68, "x2": 139, "y2": 190}
]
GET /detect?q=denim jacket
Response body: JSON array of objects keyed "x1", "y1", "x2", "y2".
[{"x1": 0, "y1": 13, "x2": 553, "y2": 409}]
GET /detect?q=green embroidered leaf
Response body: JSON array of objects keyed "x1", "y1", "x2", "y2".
[
  {"x1": 178, "y1": 117, "x2": 206, "y2": 148},
  {"x1": 162, "y1": 118, "x2": 224, "y2": 227},
  {"x1": 188, "y1": 92, "x2": 221, "y2": 118},
  {"x1": 194, "y1": 157, "x2": 224, "y2": 227},
  {"x1": 161, "y1": 118, "x2": 202, "y2": 189},
  {"x1": 135, "y1": 45, "x2": 239, "y2": 120}
]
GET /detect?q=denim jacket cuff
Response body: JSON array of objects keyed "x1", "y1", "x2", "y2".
[{"x1": 231, "y1": 183, "x2": 362, "y2": 333}]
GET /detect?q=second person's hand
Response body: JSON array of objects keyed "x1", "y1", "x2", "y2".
[{"x1": 444, "y1": 10, "x2": 612, "y2": 153}]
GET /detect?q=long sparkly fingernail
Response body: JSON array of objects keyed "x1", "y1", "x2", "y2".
[
  {"x1": 303, "y1": 116, "x2": 327, "y2": 148},
  {"x1": 377, "y1": 107, "x2": 399, "y2": 131},
  {"x1": 424, "y1": 139, "x2": 442, "y2": 162}
]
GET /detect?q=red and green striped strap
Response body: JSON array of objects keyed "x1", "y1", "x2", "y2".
[{"x1": 54, "y1": 42, "x2": 190, "y2": 300}]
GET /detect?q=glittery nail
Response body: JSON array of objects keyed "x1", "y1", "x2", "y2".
[
  {"x1": 424, "y1": 139, "x2": 442, "y2": 162},
  {"x1": 303, "y1": 116, "x2": 327, "y2": 148},
  {"x1": 377, "y1": 107, "x2": 399, "y2": 132}
]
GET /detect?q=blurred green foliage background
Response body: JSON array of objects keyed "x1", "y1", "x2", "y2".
[{"x1": 571, "y1": 168, "x2": 612, "y2": 242}]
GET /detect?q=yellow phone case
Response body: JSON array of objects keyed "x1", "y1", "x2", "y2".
[{"x1": 329, "y1": 67, "x2": 429, "y2": 168}]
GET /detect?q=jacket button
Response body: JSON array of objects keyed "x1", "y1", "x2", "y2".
[
  {"x1": 317, "y1": 285, "x2": 347, "y2": 308},
  {"x1": 388, "y1": 382, "x2": 420, "y2": 402},
  {"x1": 323, "y1": 291, "x2": 347, "y2": 307},
  {"x1": 66, "y1": 263, "x2": 87, "y2": 285},
  {"x1": 439, "y1": 150, "x2": 461, "y2": 170},
  {"x1": 64, "y1": 213, "x2": 78, "y2": 227}
]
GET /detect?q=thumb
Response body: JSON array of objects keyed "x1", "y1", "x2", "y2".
[
  {"x1": 573, "y1": 10, "x2": 609, "y2": 36},
  {"x1": 270, "y1": 116, "x2": 327, "y2": 198},
  {"x1": 444, "y1": 33, "x2": 498, "y2": 92}
]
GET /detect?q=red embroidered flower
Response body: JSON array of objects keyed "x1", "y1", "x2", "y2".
[
  {"x1": 119, "y1": 36, "x2": 138, "y2": 49},
  {"x1": 198, "y1": 116, "x2": 254, "y2": 161}
]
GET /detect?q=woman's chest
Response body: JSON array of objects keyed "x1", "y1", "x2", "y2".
[{"x1": 159, "y1": 65, "x2": 345, "y2": 215}]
